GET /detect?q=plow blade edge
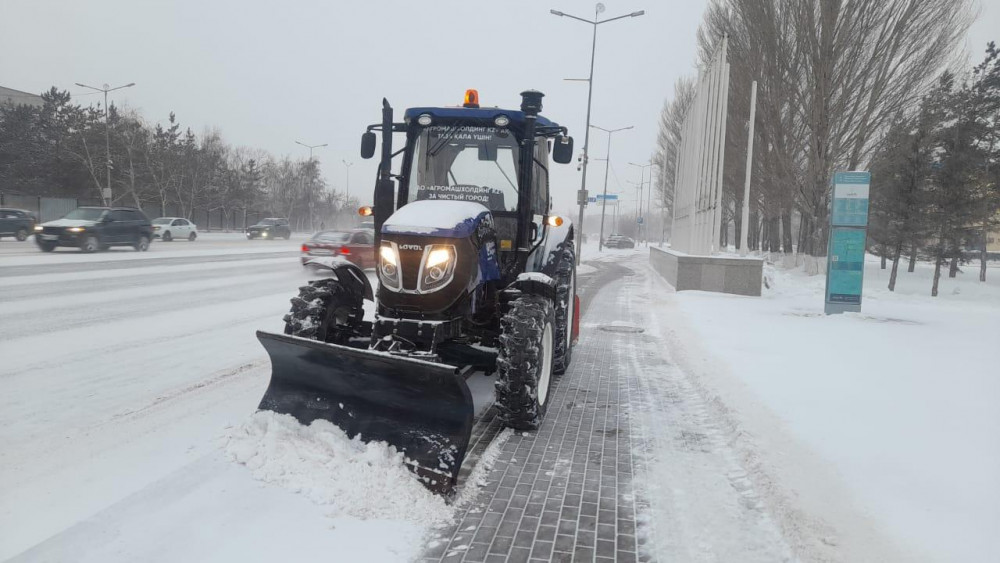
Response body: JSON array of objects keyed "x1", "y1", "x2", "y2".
[{"x1": 255, "y1": 330, "x2": 475, "y2": 493}]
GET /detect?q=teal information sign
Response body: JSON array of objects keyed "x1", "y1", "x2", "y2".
[
  {"x1": 825, "y1": 171, "x2": 870, "y2": 314},
  {"x1": 827, "y1": 228, "x2": 866, "y2": 304},
  {"x1": 831, "y1": 171, "x2": 870, "y2": 227}
]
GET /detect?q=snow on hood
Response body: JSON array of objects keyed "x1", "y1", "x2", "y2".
[
  {"x1": 382, "y1": 200, "x2": 491, "y2": 237},
  {"x1": 225, "y1": 411, "x2": 451, "y2": 524},
  {"x1": 41, "y1": 219, "x2": 98, "y2": 228}
]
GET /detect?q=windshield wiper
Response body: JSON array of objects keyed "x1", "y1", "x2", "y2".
[{"x1": 428, "y1": 120, "x2": 467, "y2": 157}]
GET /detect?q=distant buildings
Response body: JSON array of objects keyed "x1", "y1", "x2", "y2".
[{"x1": 0, "y1": 86, "x2": 44, "y2": 108}]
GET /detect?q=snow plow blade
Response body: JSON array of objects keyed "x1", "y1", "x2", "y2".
[{"x1": 255, "y1": 330, "x2": 474, "y2": 493}]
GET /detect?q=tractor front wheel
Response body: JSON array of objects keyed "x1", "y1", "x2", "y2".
[
  {"x1": 495, "y1": 295, "x2": 556, "y2": 430},
  {"x1": 283, "y1": 278, "x2": 364, "y2": 344}
]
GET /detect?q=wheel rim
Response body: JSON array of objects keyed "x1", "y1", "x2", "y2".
[
  {"x1": 538, "y1": 323, "x2": 554, "y2": 406},
  {"x1": 17, "y1": 230, "x2": 27, "y2": 241},
  {"x1": 84, "y1": 238, "x2": 97, "y2": 252},
  {"x1": 164, "y1": 231, "x2": 171, "y2": 241}
]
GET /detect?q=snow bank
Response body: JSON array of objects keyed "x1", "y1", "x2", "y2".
[
  {"x1": 225, "y1": 411, "x2": 451, "y2": 524},
  {"x1": 667, "y1": 255, "x2": 1000, "y2": 562}
]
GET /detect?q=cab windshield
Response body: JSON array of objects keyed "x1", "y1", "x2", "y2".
[{"x1": 405, "y1": 125, "x2": 520, "y2": 213}]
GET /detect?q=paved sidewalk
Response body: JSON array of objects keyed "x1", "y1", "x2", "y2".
[{"x1": 423, "y1": 261, "x2": 650, "y2": 563}]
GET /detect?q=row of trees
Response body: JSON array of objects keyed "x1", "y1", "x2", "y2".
[
  {"x1": 869, "y1": 44, "x2": 1000, "y2": 294},
  {"x1": 653, "y1": 0, "x2": 994, "y2": 276},
  {"x1": 0, "y1": 88, "x2": 356, "y2": 230}
]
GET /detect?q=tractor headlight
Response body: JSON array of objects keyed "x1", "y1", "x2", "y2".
[
  {"x1": 379, "y1": 243, "x2": 402, "y2": 292},
  {"x1": 419, "y1": 244, "x2": 456, "y2": 293}
]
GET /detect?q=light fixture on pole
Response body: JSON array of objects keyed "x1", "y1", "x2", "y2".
[
  {"x1": 591, "y1": 124, "x2": 632, "y2": 251},
  {"x1": 629, "y1": 161, "x2": 652, "y2": 244},
  {"x1": 75, "y1": 81, "x2": 136, "y2": 205},
  {"x1": 295, "y1": 141, "x2": 327, "y2": 232},
  {"x1": 550, "y1": 4, "x2": 645, "y2": 263}
]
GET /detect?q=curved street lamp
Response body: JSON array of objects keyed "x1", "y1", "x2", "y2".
[{"x1": 550, "y1": 4, "x2": 644, "y2": 263}]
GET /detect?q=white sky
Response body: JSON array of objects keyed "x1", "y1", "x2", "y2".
[{"x1": 2, "y1": 0, "x2": 997, "y2": 217}]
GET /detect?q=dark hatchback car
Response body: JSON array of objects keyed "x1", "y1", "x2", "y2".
[
  {"x1": 301, "y1": 229, "x2": 375, "y2": 269},
  {"x1": 0, "y1": 208, "x2": 37, "y2": 241},
  {"x1": 605, "y1": 234, "x2": 636, "y2": 249},
  {"x1": 246, "y1": 218, "x2": 291, "y2": 240},
  {"x1": 35, "y1": 207, "x2": 153, "y2": 252}
]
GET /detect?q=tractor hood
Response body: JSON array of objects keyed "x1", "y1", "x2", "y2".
[{"x1": 381, "y1": 200, "x2": 491, "y2": 239}]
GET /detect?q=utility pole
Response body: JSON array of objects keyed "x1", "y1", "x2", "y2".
[
  {"x1": 75, "y1": 82, "x2": 135, "y2": 205},
  {"x1": 591, "y1": 124, "x2": 632, "y2": 251},
  {"x1": 550, "y1": 4, "x2": 644, "y2": 263},
  {"x1": 295, "y1": 141, "x2": 327, "y2": 232},
  {"x1": 342, "y1": 160, "x2": 354, "y2": 219},
  {"x1": 740, "y1": 81, "x2": 758, "y2": 256}
]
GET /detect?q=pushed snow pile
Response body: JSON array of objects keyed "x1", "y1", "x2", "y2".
[{"x1": 226, "y1": 411, "x2": 451, "y2": 524}]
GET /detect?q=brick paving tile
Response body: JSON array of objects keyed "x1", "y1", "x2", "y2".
[{"x1": 423, "y1": 262, "x2": 654, "y2": 562}]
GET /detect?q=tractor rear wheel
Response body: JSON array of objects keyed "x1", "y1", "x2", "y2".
[
  {"x1": 283, "y1": 278, "x2": 363, "y2": 344},
  {"x1": 495, "y1": 294, "x2": 556, "y2": 430},
  {"x1": 552, "y1": 242, "x2": 576, "y2": 375}
]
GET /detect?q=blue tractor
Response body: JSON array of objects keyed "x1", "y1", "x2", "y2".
[{"x1": 255, "y1": 90, "x2": 579, "y2": 493}]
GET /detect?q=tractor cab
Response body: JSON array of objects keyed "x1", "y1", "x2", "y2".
[{"x1": 361, "y1": 90, "x2": 573, "y2": 279}]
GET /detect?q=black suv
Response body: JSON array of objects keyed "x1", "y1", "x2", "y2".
[
  {"x1": 0, "y1": 208, "x2": 37, "y2": 241},
  {"x1": 35, "y1": 207, "x2": 154, "y2": 252},
  {"x1": 246, "y1": 218, "x2": 291, "y2": 240}
]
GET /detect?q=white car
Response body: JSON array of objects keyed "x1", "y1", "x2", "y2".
[{"x1": 151, "y1": 217, "x2": 198, "y2": 241}]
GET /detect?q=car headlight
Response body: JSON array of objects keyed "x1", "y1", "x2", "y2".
[
  {"x1": 261, "y1": 231, "x2": 268, "y2": 237},
  {"x1": 67, "y1": 227, "x2": 85, "y2": 233},
  {"x1": 419, "y1": 244, "x2": 456, "y2": 293},
  {"x1": 379, "y1": 243, "x2": 402, "y2": 291}
]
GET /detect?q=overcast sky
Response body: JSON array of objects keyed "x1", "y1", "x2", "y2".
[{"x1": 2, "y1": 0, "x2": 997, "y2": 218}]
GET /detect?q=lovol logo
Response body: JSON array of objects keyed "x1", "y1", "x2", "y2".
[{"x1": 399, "y1": 244, "x2": 423, "y2": 251}]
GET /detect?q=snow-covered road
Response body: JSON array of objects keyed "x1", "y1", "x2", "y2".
[{"x1": 0, "y1": 241, "x2": 308, "y2": 560}]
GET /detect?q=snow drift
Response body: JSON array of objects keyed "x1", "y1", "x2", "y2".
[{"x1": 225, "y1": 411, "x2": 451, "y2": 524}]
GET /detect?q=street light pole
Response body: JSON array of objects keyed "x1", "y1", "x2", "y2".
[
  {"x1": 629, "y1": 161, "x2": 652, "y2": 242},
  {"x1": 295, "y1": 141, "x2": 327, "y2": 232},
  {"x1": 550, "y1": 5, "x2": 644, "y2": 263},
  {"x1": 75, "y1": 82, "x2": 135, "y2": 205},
  {"x1": 591, "y1": 124, "x2": 632, "y2": 251}
]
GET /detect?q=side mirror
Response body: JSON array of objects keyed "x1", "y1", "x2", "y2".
[
  {"x1": 360, "y1": 131, "x2": 377, "y2": 159},
  {"x1": 552, "y1": 136, "x2": 574, "y2": 164}
]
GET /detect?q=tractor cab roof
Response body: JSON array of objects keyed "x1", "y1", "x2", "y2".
[{"x1": 403, "y1": 106, "x2": 560, "y2": 132}]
